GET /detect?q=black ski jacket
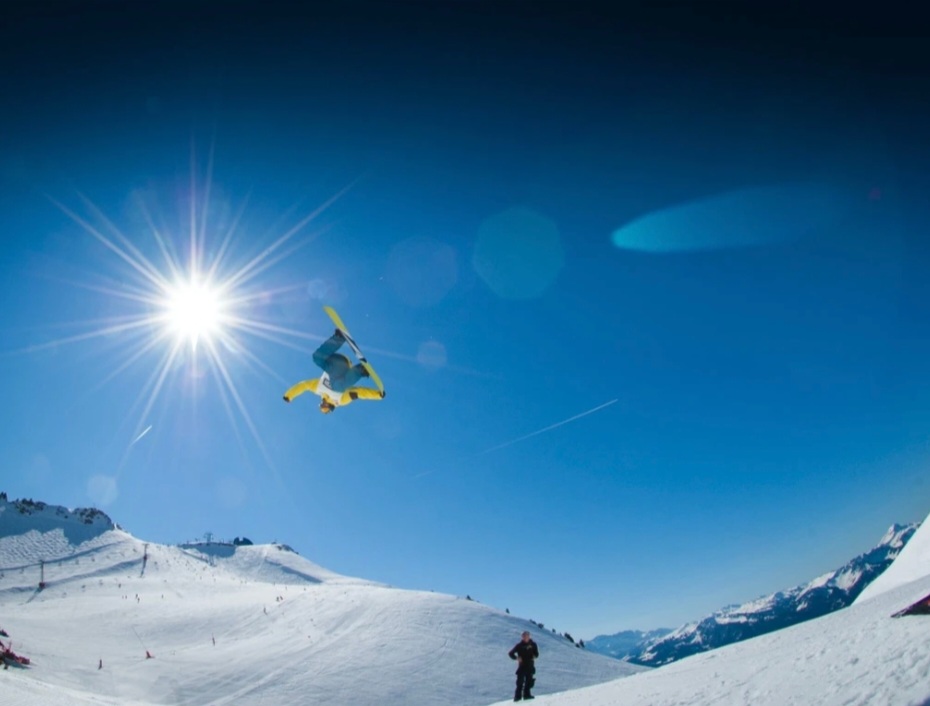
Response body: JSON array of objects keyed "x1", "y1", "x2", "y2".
[{"x1": 508, "y1": 639, "x2": 539, "y2": 665}]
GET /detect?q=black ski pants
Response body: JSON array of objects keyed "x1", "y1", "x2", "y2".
[{"x1": 515, "y1": 663, "x2": 535, "y2": 698}]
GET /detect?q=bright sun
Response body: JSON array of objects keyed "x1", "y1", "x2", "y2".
[
  {"x1": 161, "y1": 277, "x2": 228, "y2": 349},
  {"x1": 39, "y1": 168, "x2": 353, "y2": 468}
]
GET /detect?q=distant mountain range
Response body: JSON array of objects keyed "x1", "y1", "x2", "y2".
[
  {"x1": 586, "y1": 628, "x2": 672, "y2": 659},
  {"x1": 588, "y1": 523, "x2": 918, "y2": 667}
]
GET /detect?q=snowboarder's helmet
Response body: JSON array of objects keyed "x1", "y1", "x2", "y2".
[{"x1": 320, "y1": 400, "x2": 335, "y2": 414}]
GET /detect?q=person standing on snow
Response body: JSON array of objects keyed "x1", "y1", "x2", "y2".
[
  {"x1": 283, "y1": 329, "x2": 384, "y2": 414},
  {"x1": 508, "y1": 630, "x2": 539, "y2": 701}
]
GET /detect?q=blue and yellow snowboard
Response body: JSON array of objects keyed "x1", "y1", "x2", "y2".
[{"x1": 323, "y1": 306, "x2": 386, "y2": 398}]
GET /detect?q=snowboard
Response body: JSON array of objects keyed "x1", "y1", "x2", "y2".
[{"x1": 323, "y1": 306, "x2": 385, "y2": 397}]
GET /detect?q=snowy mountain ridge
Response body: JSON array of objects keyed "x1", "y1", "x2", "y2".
[
  {"x1": 622, "y1": 522, "x2": 917, "y2": 666},
  {"x1": 0, "y1": 492, "x2": 115, "y2": 531},
  {"x1": 585, "y1": 629, "x2": 672, "y2": 661}
]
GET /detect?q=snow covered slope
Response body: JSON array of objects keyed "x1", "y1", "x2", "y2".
[
  {"x1": 486, "y1": 518, "x2": 930, "y2": 705},
  {"x1": 0, "y1": 495, "x2": 639, "y2": 706},
  {"x1": 489, "y1": 572, "x2": 930, "y2": 706},
  {"x1": 856, "y1": 508, "x2": 930, "y2": 605}
]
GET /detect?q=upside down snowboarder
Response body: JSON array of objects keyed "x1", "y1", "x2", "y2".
[{"x1": 283, "y1": 307, "x2": 385, "y2": 415}]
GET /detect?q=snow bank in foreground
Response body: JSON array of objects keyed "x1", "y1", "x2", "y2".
[{"x1": 857, "y1": 508, "x2": 930, "y2": 605}]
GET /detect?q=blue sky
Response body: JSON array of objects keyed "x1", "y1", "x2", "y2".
[{"x1": 2, "y1": 2, "x2": 930, "y2": 638}]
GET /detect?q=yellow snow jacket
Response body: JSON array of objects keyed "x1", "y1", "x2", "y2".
[{"x1": 283, "y1": 375, "x2": 384, "y2": 409}]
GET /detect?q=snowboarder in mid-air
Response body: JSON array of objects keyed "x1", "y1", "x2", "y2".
[
  {"x1": 508, "y1": 630, "x2": 539, "y2": 701},
  {"x1": 283, "y1": 307, "x2": 385, "y2": 414}
]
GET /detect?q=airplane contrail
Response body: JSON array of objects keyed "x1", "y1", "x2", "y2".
[
  {"x1": 479, "y1": 398, "x2": 619, "y2": 455},
  {"x1": 130, "y1": 425, "x2": 153, "y2": 446}
]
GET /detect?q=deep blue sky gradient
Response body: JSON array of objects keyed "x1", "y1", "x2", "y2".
[{"x1": 1, "y1": 1, "x2": 930, "y2": 636}]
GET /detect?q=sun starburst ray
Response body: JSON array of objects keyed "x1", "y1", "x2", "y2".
[
  {"x1": 197, "y1": 139, "x2": 216, "y2": 262},
  {"x1": 223, "y1": 281, "x2": 309, "y2": 307},
  {"x1": 139, "y1": 201, "x2": 185, "y2": 286},
  {"x1": 223, "y1": 182, "x2": 352, "y2": 291},
  {"x1": 189, "y1": 140, "x2": 201, "y2": 276},
  {"x1": 204, "y1": 337, "x2": 278, "y2": 471},
  {"x1": 49, "y1": 196, "x2": 169, "y2": 292},
  {"x1": 228, "y1": 232, "x2": 325, "y2": 292},
  {"x1": 15, "y1": 316, "x2": 159, "y2": 354},
  {"x1": 225, "y1": 324, "x2": 316, "y2": 357},
  {"x1": 8, "y1": 311, "x2": 154, "y2": 337},
  {"x1": 76, "y1": 192, "x2": 173, "y2": 290},
  {"x1": 92, "y1": 330, "x2": 171, "y2": 393},
  {"x1": 113, "y1": 340, "x2": 184, "y2": 473},
  {"x1": 213, "y1": 330, "x2": 289, "y2": 384},
  {"x1": 35, "y1": 273, "x2": 164, "y2": 307},
  {"x1": 205, "y1": 192, "x2": 251, "y2": 284},
  {"x1": 229, "y1": 317, "x2": 322, "y2": 342},
  {"x1": 133, "y1": 342, "x2": 183, "y2": 432},
  {"x1": 206, "y1": 353, "x2": 250, "y2": 462},
  {"x1": 204, "y1": 340, "x2": 287, "y2": 491}
]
